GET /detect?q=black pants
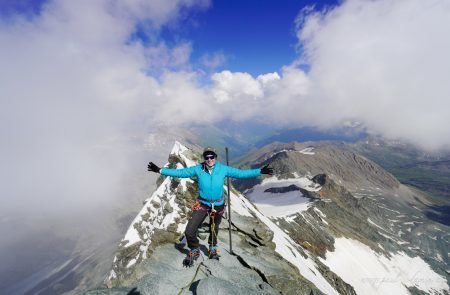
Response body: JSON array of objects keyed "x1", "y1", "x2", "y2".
[{"x1": 185, "y1": 203, "x2": 224, "y2": 249}]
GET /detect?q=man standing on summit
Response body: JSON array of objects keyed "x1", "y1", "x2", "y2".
[{"x1": 148, "y1": 147, "x2": 273, "y2": 267}]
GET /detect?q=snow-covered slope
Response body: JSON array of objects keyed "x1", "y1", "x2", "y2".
[
  {"x1": 320, "y1": 238, "x2": 448, "y2": 295},
  {"x1": 240, "y1": 142, "x2": 449, "y2": 295}
]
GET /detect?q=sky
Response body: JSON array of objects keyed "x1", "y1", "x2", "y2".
[
  {"x1": 1, "y1": 0, "x2": 450, "y2": 256},
  {"x1": 185, "y1": 0, "x2": 339, "y2": 75}
]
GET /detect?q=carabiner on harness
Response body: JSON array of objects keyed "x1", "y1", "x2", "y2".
[{"x1": 209, "y1": 203, "x2": 217, "y2": 217}]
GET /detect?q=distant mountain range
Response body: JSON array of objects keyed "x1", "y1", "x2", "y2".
[{"x1": 351, "y1": 137, "x2": 450, "y2": 203}]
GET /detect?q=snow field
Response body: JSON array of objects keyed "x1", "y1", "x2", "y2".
[
  {"x1": 320, "y1": 238, "x2": 449, "y2": 295},
  {"x1": 247, "y1": 176, "x2": 320, "y2": 217}
]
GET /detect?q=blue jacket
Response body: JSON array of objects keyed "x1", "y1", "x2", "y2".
[{"x1": 160, "y1": 162, "x2": 261, "y2": 207}]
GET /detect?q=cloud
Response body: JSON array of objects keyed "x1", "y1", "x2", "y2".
[
  {"x1": 294, "y1": 0, "x2": 450, "y2": 150},
  {"x1": 0, "y1": 0, "x2": 211, "y2": 255},
  {"x1": 199, "y1": 52, "x2": 226, "y2": 69},
  {"x1": 211, "y1": 71, "x2": 264, "y2": 103},
  {"x1": 209, "y1": 69, "x2": 312, "y2": 123},
  {"x1": 193, "y1": 0, "x2": 450, "y2": 151}
]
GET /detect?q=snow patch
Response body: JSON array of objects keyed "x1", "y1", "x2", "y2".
[
  {"x1": 314, "y1": 207, "x2": 327, "y2": 218},
  {"x1": 313, "y1": 207, "x2": 329, "y2": 225},
  {"x1": 284, "y1": 215, "x2": 298, "y2": 223},
  {"x1": 107, "y1": 270, "x2": 117, "y2": 280},
  {"x1": 170, "y1": 140, "x2": 188, "y2": 155},
  {"x1": 126, "y1": 259, "x2": 137, "y2": 268},
  {"x1": 299, "y1": 147, "x2": 315, "y2": 155},
  {"x1": 247, "y1": 176, "x2": 320, "y2": 217},
  {"x1": 377, "y1": 205, "x2": 401, "y2": 214},
  {"x1": 321, "y1": 238, "x2": 449, "y2": 295},
  {"x1": 368, "y1": 218, "x2": 386, "y2": 231},
  {"x1": 264, "y1": 149, "x2": 292, "y2": 161}
]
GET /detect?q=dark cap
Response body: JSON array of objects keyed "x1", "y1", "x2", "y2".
[{"x1": 203, "y1": 147, "x2": 217, "y2": 158}]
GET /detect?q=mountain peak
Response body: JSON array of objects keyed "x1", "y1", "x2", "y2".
[{"x1": 170, "y1": 141, "x2": 188, "y2": 156}]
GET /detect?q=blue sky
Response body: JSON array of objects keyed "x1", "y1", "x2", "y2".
[
  {"x1": 0, "y1": 0, "x2": 47, "y2": 18},
  {"x1": 163, "y1": 0, "x2": 339, "y2": 76},
  {"x1": 185, "y1": 0, "x2": 339, "y2": 76}
]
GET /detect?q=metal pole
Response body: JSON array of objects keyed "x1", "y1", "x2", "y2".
[{"x1": 226, "y1": 147, "x2": 233, "y2": 254}]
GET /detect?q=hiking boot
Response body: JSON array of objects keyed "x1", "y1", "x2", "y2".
[
  {"x1": 183, "y1": 247, "x2": 200, "y2": 267},
  {"x1": 208, "y1": 245, "x2": 219, "y2": 259}
]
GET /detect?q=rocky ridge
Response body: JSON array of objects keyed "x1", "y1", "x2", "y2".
[
  {"x1": 86, "y1": 141, "x2": 449, "y2": 295},
  {"x1": 87, "y1": 142, "x2": 357, "y2": 295}
]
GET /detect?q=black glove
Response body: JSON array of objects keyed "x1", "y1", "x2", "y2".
[
  {"x1": 261, "y1": 164, "x2": 274, "y2": 175},
  {"x1": 147, "y1": 162, "x2": 160, "y2": 173}
]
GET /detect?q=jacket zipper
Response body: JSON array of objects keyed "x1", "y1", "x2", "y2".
[{"x1": 210, "y1": 170, "x2": 213, "y2": 203}]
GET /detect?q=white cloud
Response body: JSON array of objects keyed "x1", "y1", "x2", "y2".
[
  {"x1": 144, "y1": 41, "x2": 193, "y2": 71},
  {"x1": 0, "y1": 0, "x2": 211, "y2": 246},
  {"x1": 257, "y1": 72, "x2": 281, "y2": 86},
  {"x1": 200, "y1": 52, "x2": 226, "y2": 69},
  {"x1": 111, "y1": 0, "x2": 210, "y2": 30},
  {"x1": 154, "y1": 71, "x2": 218, "y2": 124},
  {"x1": 295, "y1": 0, "x2": 450, "y2": 150},
  {"x1": 211, "y1": 71, "x2": 264, "y2": 103},
  {"x1": 207, "y1": 67, "x2": 311, "y2": 123},
  {"x1": 199, "y1": 0, "x2": 450, "y2": 150}
]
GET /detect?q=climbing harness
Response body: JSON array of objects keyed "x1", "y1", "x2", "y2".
[{"x1": 192, "y1": 200, "x2": 225, "y2": 215}]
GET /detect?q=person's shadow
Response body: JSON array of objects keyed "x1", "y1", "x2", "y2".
[{"x1": 127, "y1": 288, "x2": 141, "y2": 295}]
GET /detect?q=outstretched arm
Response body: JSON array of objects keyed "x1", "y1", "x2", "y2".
[
  {"x1": 226, "y1": 166, "x2": 261, "y2": 179},
  {"x1": 147, "y1": 162, "x2": 198, "y2": 178},
  {"x1": 160, "y1": 165, "x2": 198, "y2": 178},
  {"x1": 226, "y1": 164, "x2": 274, "y2": 179}
]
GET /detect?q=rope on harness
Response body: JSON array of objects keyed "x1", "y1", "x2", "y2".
[{"x1": 210, "y1": 206, "x2": 216, "y2": 257}]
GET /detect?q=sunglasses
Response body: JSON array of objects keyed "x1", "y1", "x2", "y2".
[{"x1": 204, "y1": 155, "x2": 216, "y2": 160}]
